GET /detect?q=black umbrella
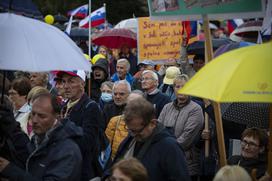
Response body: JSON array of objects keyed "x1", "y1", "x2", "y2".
[
  {"x1": 70, "y1": 27, "x2": 89, "y2": 41},
  {"x1": 0, "y1": 0, "x2": 42, "y2": 19},
  {"x1": 221, "y1": 103, "x2": 269, "y2": 129},
  {"x1": 187, "y1": 38, "x2": 233, "y2": 55},
  {"x1": 54, "y1": 14, "x2": 68, "y2": 24}
]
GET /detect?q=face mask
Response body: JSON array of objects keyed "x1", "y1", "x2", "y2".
[{"x1": 101, "y1": 92, "x2": 112, "y2": 102}]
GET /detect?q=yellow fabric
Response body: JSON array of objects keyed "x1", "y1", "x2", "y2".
[
  {"x1": 91, "y1": 54, "x2": 105, "y2": 65},
  {"x1": 105, "y1": 115, "x2": 128, "y2": 159},
  {"x1": 178, "y1": 41, "x2": 272, "y2": 103}
]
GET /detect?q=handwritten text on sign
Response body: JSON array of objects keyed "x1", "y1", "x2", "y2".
[{"x1": 138, "y1": 17, "x2": 183, "y2": 62}]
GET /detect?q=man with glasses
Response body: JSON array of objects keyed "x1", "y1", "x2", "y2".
[
  {"x1": 103, "y1": 80, "x2": 131, "y2": 128},
  {"x1": 107, "y1": 97, "x2": 190, "y2": 181},
  {"x1": 228, "y1": 127, "x2": 268, "y2": 179},
  {"x1": 57, "y1": 70, "x2": 104, "y2": 181},
  {"x1": 141, "y1": 70, "x2": 171, "y2": 118}
]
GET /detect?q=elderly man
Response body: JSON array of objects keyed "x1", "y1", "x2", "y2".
[
  {"x1": 111, "y1": 59, "x2": 134, "y2": 85},
  {"x1": 141, "y1": 70, "x2": 171, "y2": 118},
  {"x1": 30, "y1": 72, "x2": 57, "y2": 95},
  {"x1": 103, "y1": 80, "x2": 131, "y2": 128},
  {"x1": 0, "y1": 93, "x2": 82, "y2": 181},
  {"x1": 57, "y1": 70, "x2": 105, "y2": 180},
  {"x1": 108, "y1": 97, "x2": 190, "y2": 181}
]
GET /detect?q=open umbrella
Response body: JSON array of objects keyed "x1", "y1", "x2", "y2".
[
  {"x1": 70, "y1": 27, "x2": 89, "y2": 41},
  {"x1": 214, "y1": 41, "x2": 255, "y2": 57},
  {"x1": 179, "y1": 42, "x2": 272, "y2": 174},
  {"x1": 230, "y1": 20, "x2": 262, "y2": 42},
  {"x1": 114, "y1": 18, "x2": 137, "y2": 33},
  {"x1": 0, "y1": 0, "x2": 42, "y2": 19},
  {"x1": 0, "y1": 13, "x2": 91, "y2": 72},
  {"x1": 92, "y1": 28, "x2": 137, "y2": 49},
  {"x1": 187, "y1": 38, "x2": 233, "y2": 55}
]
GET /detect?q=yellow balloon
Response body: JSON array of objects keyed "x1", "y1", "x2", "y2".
[
  {"x1": 91, "y1": 54, "x2": 105, "y2": 65},
  {"x1": 44, "y1": 15, "x2": 54, "y2": 25}
]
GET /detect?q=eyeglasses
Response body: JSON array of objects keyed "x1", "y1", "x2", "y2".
[
  {"x1": 113, "y1": 92, "x2": 127, "y2": 96},
  {"x1": 124, "y1": 123, "x2": 148, "y2": 135},
  {"x1": 241, "y1": 139, "x2": 259, "y2": 148},
  {"x1": 140, "y1": 77, "x2": 154, "y2": 82}
]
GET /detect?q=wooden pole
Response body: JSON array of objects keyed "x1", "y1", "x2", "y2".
[
  {"x1": 268, "y1": 104, "x2": 272, "y2": 176},
  {"x1": 202, "y1": 14, "x2": 214, "y2": 157},
  {"x1": 212, "y1": 101, "x2": 227, "y2": 166}
]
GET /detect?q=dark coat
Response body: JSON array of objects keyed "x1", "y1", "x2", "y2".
[
  {"x1": 103, "y1": 102, "x2": 125, "y2": 128},
  {"x1": 1, "y1": 119, "x2": 83, "y2": 181},
  {"x1": 112, "y1": 123, "x2": 191, "y2": 181},
  {"x1": 228, "y1": 155, "x2": 267, "y2": 179},
  {"x1": 145, "y1": 91, "x2": 171, "y2": 118},
  {"x1": 61, "y1": 94, "x2": 104, "y2": 180}
]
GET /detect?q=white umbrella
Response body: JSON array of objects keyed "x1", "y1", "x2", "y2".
[
  {"x1": 114, "y1": 18, "x2": 137, "y2": 33},
  {"x1": 0, "y1": 13, "x2": 91, "y2": 72}
]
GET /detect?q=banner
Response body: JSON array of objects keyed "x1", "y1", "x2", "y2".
[
  {"x1": 138, "y1": 17, "x2": 197, "y2": 63},
  {"x1": 148, "y1": 0, "x2": 265, "y2": 20}
]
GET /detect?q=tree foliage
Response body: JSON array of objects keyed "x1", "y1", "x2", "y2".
[{"x1": 33, "y1": 0, "x2": 148, "y2": 25}]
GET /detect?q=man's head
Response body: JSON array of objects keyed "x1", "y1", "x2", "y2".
[
  {"x1": 56, "y1": 71, "x2": 86, "y2": 101},
  {"x1": 193, "y1": 54, "x2": 205, "y2": 72},
  {"x1": 120, "y1": 44, "x2": 130, "y2": 55},
  {"x1": 124, "y1": 97, "x2": 157, "y2": 141},
  {"x1": 30, "y1": 72, "x2": 49, "y2": 88},
  {"x1": 173, "y1": 74, "x2": 189, "y2": 104},
  {"x1": 138, "y1": 60, "x2": 155, "y2": 72},
  {"x1": 141, "y1": 70, "x2": 158, "y2": 93},
  {"x1": 116, "y1": 59, "x2": 130, "y2": 80},
  {"x1": 112, "y1": 80, "x2": 131, "y2": 106},
  {"x1": 8, "y1": 77, "x2": 31, "y2": 110},
  {"x1": 31, "y1": 93, "x2": 61, "y2": 136},
  {"x1": 240, "y1": 127, "x2": 268, "y2": 159}
]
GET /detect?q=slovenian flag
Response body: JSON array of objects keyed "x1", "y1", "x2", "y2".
[
  {"x1": 79, "y1": 6, "x2": 106, "y2": 28},
  {"x1": 227, "y1": 19, "x2": 244, "y2": 34},
  {"x1": 67, "y1": 4, "x2": 88, "y2": 18}
]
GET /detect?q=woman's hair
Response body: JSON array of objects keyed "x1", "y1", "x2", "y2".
[
  {"x1": 112, "y1": 158, "x2": 148, "y2": 181},
  {"x1": 27, "y1": 86, "x2": 49, "y2": 103},
  {"x1": 213, "y1": 165, "x2": 252, "y2": 181},
  {"x1": 241, "y1": 127, "x2": 268, "y2": 151},
  {"x1": 101, "y1": 81, "x2": 114, "y2": 90},
  {"x1": 11, "y1": 77, "x2": 32, "y2": 96},
  {"x1": 173, "y1": 74, "x2": 189, "y2": 83}
]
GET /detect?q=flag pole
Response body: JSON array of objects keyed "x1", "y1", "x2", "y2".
[
  {"x1": 103, "y1": 3, "x2": 107, "y2": 29},
  {"x1": 88, "y1": 0, "x2": 92, "y2": 97}
]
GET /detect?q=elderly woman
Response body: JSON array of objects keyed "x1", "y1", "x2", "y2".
[
  {"x1": 228, "y1": 127, "x2": 268, "y2": 179},
  {"x1": 158, "y1": 74, "x2": 204, "y2": 181}
]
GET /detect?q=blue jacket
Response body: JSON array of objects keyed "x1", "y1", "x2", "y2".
[
  {"x1": 111, "y1": 73, "x2": 134, "y2": 85},
  {"x1": 112, "y1": 123, "x2": 191, "y2": 181},
  {"x1": 1, "y1": 119, "x2": 83, "y2": 181}
]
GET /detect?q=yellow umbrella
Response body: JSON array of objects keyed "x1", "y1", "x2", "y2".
[
  {"x1": 179, "y1": 41, "x2": 272, "y2": 175},
  {"x1": 179, "y1": 41, "x2": 272, "y2": 102}
]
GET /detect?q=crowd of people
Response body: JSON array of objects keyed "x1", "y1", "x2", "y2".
[{"x1": 0, "y1": 39, "x2": 270, "y2": 181}]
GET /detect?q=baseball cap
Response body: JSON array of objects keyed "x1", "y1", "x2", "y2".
[
  {"x1": 56, "y1": 70, "x2": 86, "y2": 82},
  {"x1": 138, "y1": 60, "x2": 155, "y2": 67},
  {"x1": 163, "y1": 67, "x2": 181, "y2": 85}
]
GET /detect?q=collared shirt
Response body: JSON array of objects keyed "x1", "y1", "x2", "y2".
[{"x1": 14, "y1": 103, "x2": 31, "y2": 122}]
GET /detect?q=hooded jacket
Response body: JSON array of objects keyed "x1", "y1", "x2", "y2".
[
  {"x1": 1, "y1": 118, "x2": 83, "y2": 181},
  {"x1": 91, "y1": 58, "x2": 109, "y2": 103},
  {"x1": 111, "y1": 123, "x2": 191, "y2": 181}
]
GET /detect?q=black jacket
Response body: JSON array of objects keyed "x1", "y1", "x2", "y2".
[
  {"x1": 1, "y1": 119, "x2": 83, "y2": 181},
  {"x1": 103, "y1": 102, "x2": 125, "y2": 129}
]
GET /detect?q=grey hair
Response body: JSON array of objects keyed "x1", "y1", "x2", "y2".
[
  {"x1": 113, "y1": 80, "x2": 131, "y2": 93},
  {"x1": 142, "y1": 70, "x2": 158, "y2": 81},
  {"x1": 100, "y1": 81, "x2": 114, "y2": 90},
  {"x1": 117, "y1": 58, "x2": 130, "y2": 72},
  {"x1": 174, "y1": 74, "x2": 189, "y2": 83}
]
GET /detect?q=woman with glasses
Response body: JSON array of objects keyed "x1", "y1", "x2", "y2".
[{"x1": 227, "y1": 127, "x2": 268, "y2": 179}]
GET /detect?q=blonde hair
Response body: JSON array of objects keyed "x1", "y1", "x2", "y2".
[
  {"x1": 27, "y1": 86, "x2": 49, "y2": 103},
  {"x1": 213, "y1": 165, "x2": 252, "y2": 181}
]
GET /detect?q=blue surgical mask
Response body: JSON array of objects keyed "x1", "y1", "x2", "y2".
[{"x1": 101, "y1": 92, "x2": 112, "y2": 102}]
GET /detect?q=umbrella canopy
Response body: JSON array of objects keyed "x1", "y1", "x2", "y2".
[
  {"x1": 214, "y1": 41, "x2": 255, "y2": 57},
  {"x1": 187, "y1": 38, "x2": 233, "y2": 55},
  {"x1": 70, "y1": 27, "x2": 89, "y2": 41},
  {"x1": 230, "y1": 20, "x2": 262, "y2": 42},
  {"x1": 179, "y1": 41, "x2": 272, "y2": 103},
  {"x1": 92, "y1": 28, "x2": 137, "y2": 49},
  {"x1": 0, "y1": 13, "x2": 91, "y2": 72},
  {"x1": 0, "y1": 0, "x2": 42, "y2": 19},
  {"x1": 54, "y1": 14, "x2": 68, "y2": 24},
  {"x1": 114, "y1": 18, "x2": 137, "y2": 33}
]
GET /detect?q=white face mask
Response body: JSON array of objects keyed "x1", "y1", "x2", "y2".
[{"x1": 101, "y1": 92, "x2": 113, "y2": 102}]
